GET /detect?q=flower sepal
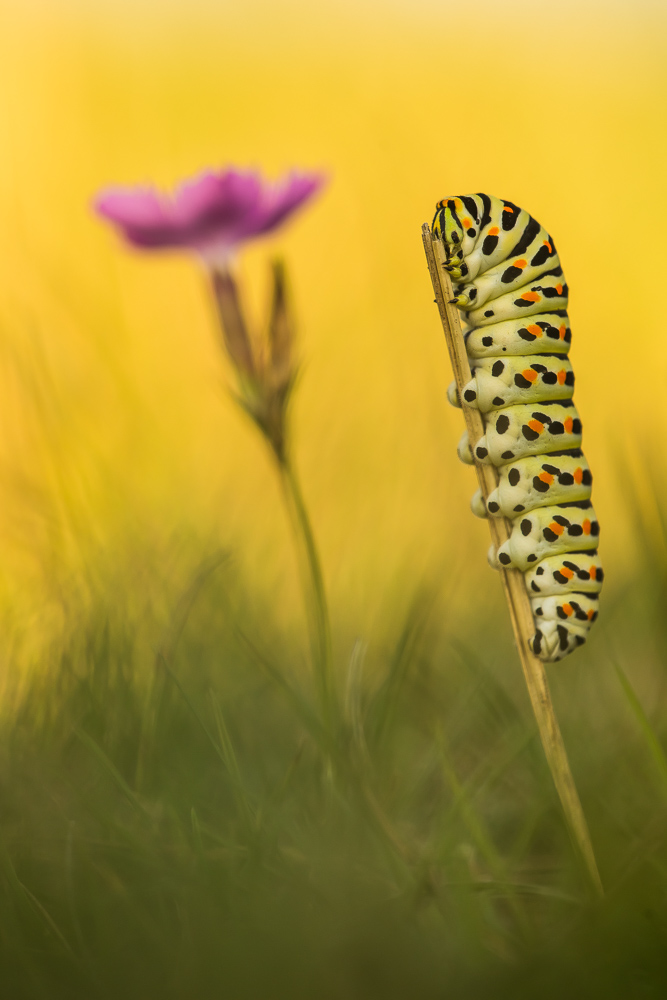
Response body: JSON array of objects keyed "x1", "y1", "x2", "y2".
[{"x1": 212, "y1": 261, "x2": 296, "y2": 465}]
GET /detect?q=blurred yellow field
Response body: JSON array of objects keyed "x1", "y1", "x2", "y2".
[
  {"x1": 0, "y1": 0, "x2": 665, "y2": 648},
  {"x1": 3, "y1": 5, "x2": 667, "y2": 993}
]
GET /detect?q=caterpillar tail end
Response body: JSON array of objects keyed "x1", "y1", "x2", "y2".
[{"x1": 529, "y1": 624, "x2": 587, "y2": 663}]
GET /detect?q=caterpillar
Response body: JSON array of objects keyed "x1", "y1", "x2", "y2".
[{"x1": 432, "y1": 193, "x2": 602, "y2": 662}]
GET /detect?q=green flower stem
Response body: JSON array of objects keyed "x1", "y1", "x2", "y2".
[
  {"x1": 278, "y1": 454, "x2": 335, "y2": 734},
  {"x1": 210, "y1": 264, "x2": 335, "y2": 735}
]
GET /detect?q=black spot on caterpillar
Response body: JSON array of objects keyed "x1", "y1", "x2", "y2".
[{"x1": 432, "y1": 193, "x2": 601, "y2": 663}]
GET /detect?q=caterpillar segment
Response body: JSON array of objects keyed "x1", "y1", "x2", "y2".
[
  {"x1": 490, "y1": 501, "x2": 600, "y2": 574},
  {"x1": 433, "y1": 193, "x2": 602, "y2": 662},
  {"x1": 457, "y1": 354, "x2": 575, "y2": 413},
  {"x1": 472, "y1": 401, "x2": 583, "y2": 466},
  {"x1": 524, "y1": 551, "x2": 604, "y2": 596},
  {"x1": 485, "y1": 451, "x2": 592, "y2": 518},
  {"x1": 464, "y1": 273, "x2": 569, "y2": 326},
  {"x1": 470, "y1": 450, "x2": 592, "y2": 519},
  {"x1": 464, "y1": 315, "x2": 571, "y2": 359},
  {"x1": 451, "y1": 246, "x2": 561, "y2": 310},
  {"x1": 457, "y1": 401, "x2": 583, "y2": 467}
]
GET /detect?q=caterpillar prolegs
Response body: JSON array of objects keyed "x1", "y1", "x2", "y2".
[{"x1": 432, "y1": 194, "x2": 602, "y2": 662}]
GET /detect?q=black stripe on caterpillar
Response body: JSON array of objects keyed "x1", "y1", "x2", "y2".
[{"x1": 432, "y1": 193, "x2": 601, "y2": 663}]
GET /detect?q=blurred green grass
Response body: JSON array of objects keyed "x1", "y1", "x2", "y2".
[
  {"x1": 1, "y1": 2, "x2": 667, "y2": 995},
  {"x1": 1, "y1": 484, "x2": 667, "y2": 999}
]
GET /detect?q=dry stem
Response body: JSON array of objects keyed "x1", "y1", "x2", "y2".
[{"x1": 422, "y1": 223, "x2": 603, "y2": 898}]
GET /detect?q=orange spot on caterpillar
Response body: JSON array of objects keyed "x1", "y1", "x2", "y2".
[
  {"x1": 556, "y1": 283, "x2": 563, "y2": 294},
  {"x1": 549, "y1": 522, "x2": 565, "y2": 536},
  {"x1": 463, "y1": 217, "x2": 472, "y2": 227},
  {"x1": 503, "y1": 206, "x2": 515, "y2": 213},
  {"x1": 488, "y1": 226, "x2": 499, "y2": 235},
  {"x1": 527, "y1": 324, "x2": 542, "y2": 337},
  {"x1": 521, "y1": 291, "x2": 540, "y2": 302},
  {"x1": 573, "y1": 468, "x2": 584, "y2": 484},
  {"x1": 528, "y1": 419, "x2": 544, "y2": 433},
  {"x1": 557, "y1": 370, "x2": 567, "y2": 385},
  {"x1": 538, "y1": 472, "x2": 555, "y2": 485},
  {"x1": 521, "y1": 369, "x2": 538, "y2": 383},
  {"x1": 561, "y1": 568, "x2": 575, "y2": 580},
  {"x1": 564, "y1": 417, "x2": 574, "y2": 433},
  {"x1": 587, "y1": 609, "x2": 595, "y2": 621},
  {"x1": 562, "y1": 603, "x2": 573, "y2": 617},
  {"x1": 588, "y1": 566, "x2": 596, "y2": 579},
  {"x1": 559, "y1": 325, "x2": 567, "y2": 339},
  {"x1": 514, "y1": 259, "x2": 528, "y2": 269},
  {"x1": 544, "y1": 240, "x2": 552, "y2": 252},
  {"x1": 582, "y1": 519, "x2": 591, "y2": 535}
]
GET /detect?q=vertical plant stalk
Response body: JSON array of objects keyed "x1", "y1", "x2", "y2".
[
  {"x1": 210, "y1": 263, "x2": 335, "y2": 733},
  {"x1": 278, "y1": 454, "x2": 335, "y2": 734},
  {"x1": 422, "y1": 224, "x2": 603, "y2": 898}
]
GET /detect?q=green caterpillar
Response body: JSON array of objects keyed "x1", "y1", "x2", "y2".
[{"x1": 432, "y1": 194, "x2": 602, "y2": 662}]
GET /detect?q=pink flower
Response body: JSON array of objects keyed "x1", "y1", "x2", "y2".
[{"x1": 94, "y1": 168, "x2": 325, "y2": 263}]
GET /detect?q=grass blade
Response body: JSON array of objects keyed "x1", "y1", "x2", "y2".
[{"x1": 614, "y1": 661, "x2": 667, "y2": 788}]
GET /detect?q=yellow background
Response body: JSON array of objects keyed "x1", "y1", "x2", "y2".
[{"x1": 0, "y1": 0, "x2": 665, "y2": 661}]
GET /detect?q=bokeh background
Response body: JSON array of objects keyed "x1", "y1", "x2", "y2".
[
  {"x1": 2, "y1": 2, "x2": 667, "y2": 995},
  {"x1": 0, "y1": 0, "x2": 666, "y2": 671}
]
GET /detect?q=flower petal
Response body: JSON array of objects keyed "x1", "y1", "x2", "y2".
[
  {"x1": 173, "y1": 171, "x2": 261, "y2": 233},
  {"x1": 250, "y1": 173, "x2": 326, "y2": 238},
  {"x1": 94, "y1": 187, "x2": 180, "y2": 248},
  {"x1": 94, "y1": 168, "x2": 326, "y2": 256}
]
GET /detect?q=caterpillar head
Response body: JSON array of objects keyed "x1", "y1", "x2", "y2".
[
  {"x1": 432, "y1": 196, "x2": 483, "y2": 272},
  {"x1": 432, "y1": 197, "x2": 466, "y2": 256}
]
